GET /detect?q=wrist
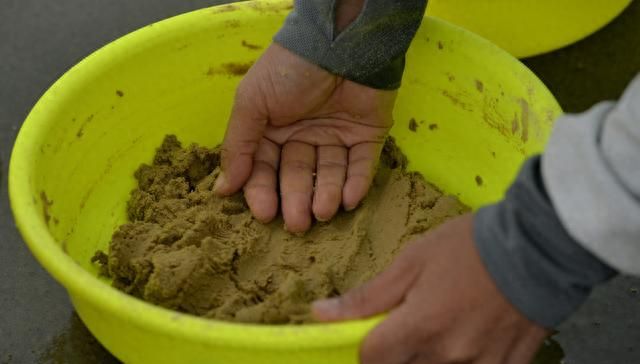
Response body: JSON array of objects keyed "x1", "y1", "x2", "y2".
[
  {"x1": 274, "y1": 0, "x2": 427, "y2": 90},
  {"x1": 474, "y1": 156, "x2": 617, "y2": 328}
]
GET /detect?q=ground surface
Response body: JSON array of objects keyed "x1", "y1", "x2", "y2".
[{"x1": 0, "y1": 1, "x2": 638, "y2": 363}]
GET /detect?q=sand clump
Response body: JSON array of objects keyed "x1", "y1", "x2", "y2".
[{"x1": 93, "y1": 135, "x2": 468, "y2": 324}]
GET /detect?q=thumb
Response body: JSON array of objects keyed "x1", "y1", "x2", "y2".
[
  {"x1": 312, "y1": 244, "x2": 422, "y2": 322},
  {"x1": 214, "y1": 85, "x2": 267, "y2": 196}
]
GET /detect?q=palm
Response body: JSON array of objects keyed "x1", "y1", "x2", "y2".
[
  {"x1": 263, "y1": 79, "x2": 393, "y2": 146},
  {"x1": 217, "y1": 44, "x2": 396, "y2": 232}
]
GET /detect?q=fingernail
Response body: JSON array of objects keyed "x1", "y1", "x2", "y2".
[
  {"x1": 312, "y1": 298, "x2": 340, "y2": 316},
  {"x1": 315, "y1": 214, "x2": 329, "y2": 223},
  {"x1": 213, "y1": 172, "x2": 226, "y2": 193},
  {"x1": 344, "y1": 203, "x2": 358, "y2": 212},
  {"x1": 285, "y1": 225, "x2": 306, "y2": 237}
]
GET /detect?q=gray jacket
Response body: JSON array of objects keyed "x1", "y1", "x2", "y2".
[{"x1": 275, "y1": 0, "x2": 640, "y2": 328}]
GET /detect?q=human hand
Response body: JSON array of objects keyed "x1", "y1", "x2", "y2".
[
  {"x1": 215, "y1": 44, "x2": 397, "y2": 232},
  {"x1": 313, "y1": 214, "x2": 549, "y2": 364}
]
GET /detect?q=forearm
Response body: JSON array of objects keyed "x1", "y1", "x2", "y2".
[{"x1": 274, "y1": 0, "x2": 428, "y2": 89}]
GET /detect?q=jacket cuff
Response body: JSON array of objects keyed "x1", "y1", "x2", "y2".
[
  {"x1": 274, "y1": 0, "x2": 427, "y2": 90},
  {"x1": 474, "y1": 157, "x2": 617, "y2": 328}
]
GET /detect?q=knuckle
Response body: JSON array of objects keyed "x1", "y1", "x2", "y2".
[
  {"x1": 345, "y1": 173, "x2": 372, "y2": 184},
  {"x1": 282, "y1": 159, "x2": 314, "y2": 172},
  {"x1": 280, "y1": 190, "x2": 313, "y2": 199},
  {"x1": 315, "y1": 182, "x2": 343, "y2": 192},
  {"x1": 317, "y1": 160, "x2": 347, "y2": 171},
  {"x1": 348, "y1": 156, "x2": 374, "y2": 166},
  {"x1": 431, "y1": 338, "x2": 478, "y2": 363},
  {"x1": 223, "y1": 140, "x2": 259, "y2": 157},
  {"x1": 244, "y1": 182, "x2": 273, "y2": 192},
  {"x1": 253, "y1": 159, "x2": 277, "y2": 172}
]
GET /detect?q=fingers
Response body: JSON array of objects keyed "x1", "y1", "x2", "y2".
[
  {"x1": 280, "y1": 142, "x2": 316, "y2": 233},
  {"x1": 243, "y1": 138, "x2": 280, "y2": 223},
  {"x1": 343, "y1": 142, "x2": 383, "y2": 211},
  {"x1": 215, "y1": 86, "x2": 268, "y2": 196},
  {"x1": 312, "y1": 244, "x2": 422, "y2": 321},
  {"x1": 313, "y1": 146, "x2": 348, "y2": 221},
  {"x1": 360, "y1": 305, "x2": 421, "y2": 364}
]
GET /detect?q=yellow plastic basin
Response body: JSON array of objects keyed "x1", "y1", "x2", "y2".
[
  {"x1": 427, "y1": 0, "x2": 632, "y2": 58},
  {"x1": 9, "y1": 1, "x2": 562, "y2": 363}
]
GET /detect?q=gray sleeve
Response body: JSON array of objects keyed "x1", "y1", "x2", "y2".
[
  {"x1": 543, "y1": 75, "x2": 640, "y2": 276},
  {"x1": 473, "y1": 75, "x2": 640, "y2": 329},
  {"x1": 273, "y1": 0, "x2": 428, "y2": 89},
  {"x1": 474, "y1": 157, "x2": 617, "y2": 328}
]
